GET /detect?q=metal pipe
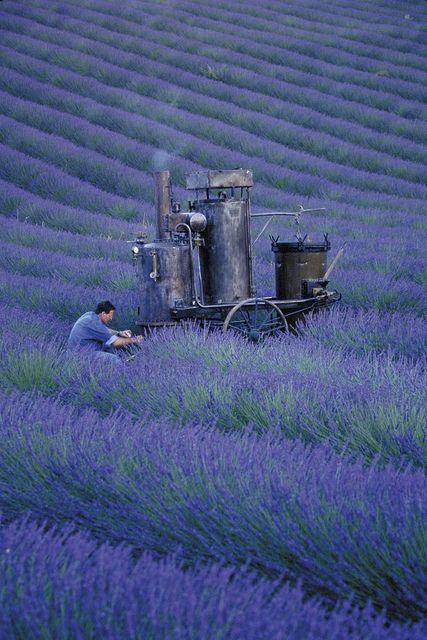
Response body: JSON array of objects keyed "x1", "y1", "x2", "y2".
[
  {"x1": 253, "y1": 216, "x2": 274, "y2": 244},
  {"x1": 174, "y1": 223, "x2": 197, "y2": 302},
  {"x1": 154, "y1": 171, "x2": 172, "y2": 240},
  {"x1": 251, "y1": 207, "x2": 326, "y2": 218},
  {"x1": 246, "y1": 198, "x2": 256, "y2": 296}
]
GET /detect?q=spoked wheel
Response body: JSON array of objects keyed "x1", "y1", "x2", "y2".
[{"x1": 223, "y1": 298, "x2": 288, "y2": 341}]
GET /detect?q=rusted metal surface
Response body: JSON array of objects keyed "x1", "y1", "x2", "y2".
[
  {"x1": 186, "y1": 169, "x2": 253, "y2": 190},
  {"x1": 133, "y1": 169, "x2": 339, "y2": 331},
  {"x1": 154, "y1": 171, "x2": 172, "y2": 240},
  {"x1": 197, "y1": 198, "x2": 252, "y2": 304},
  {"x1": 135, "y1": 242, "x2": 192, "y2": 325},
  {"x1": 272, "y1": 239, "x2": 330, "y2": 300}
]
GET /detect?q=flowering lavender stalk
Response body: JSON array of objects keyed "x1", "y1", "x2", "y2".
[
  {"x1": 1, "y1": 515, "x2": 425, "y2": 639},
  {"x1": 0, "y1": 388, "x2": 425, "y2": 621},
  {"x1": 0, "y1": 322, "x2": 425, "y2": 466}
]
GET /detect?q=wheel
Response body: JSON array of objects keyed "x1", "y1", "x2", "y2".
[{"x1": 223, "y1": 298, "x2": 288, "y2": 341}]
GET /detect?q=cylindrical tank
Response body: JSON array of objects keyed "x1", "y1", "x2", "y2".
[
  {"x1": 272, "y1": 237, "x2": 330, "y2": 300},
  {"x1": 135, "y1": 241, "x2": 192, "y2": 325},
  {"x1": 197, "y1": 199, "x2": 252, "y2": 304}
]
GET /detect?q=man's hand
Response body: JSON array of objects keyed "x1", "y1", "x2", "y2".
[{"x1": 118, "y1": 329, "x2": 132, "y2": 338}]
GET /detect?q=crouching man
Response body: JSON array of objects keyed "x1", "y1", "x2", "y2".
[{"x1": 67, "y1": 300, "x2": 143, "y2": 362}]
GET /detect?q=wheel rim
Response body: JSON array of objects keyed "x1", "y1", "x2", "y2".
[{"x1": 223, "y1": 298, "x2": 288, "y2": 340}]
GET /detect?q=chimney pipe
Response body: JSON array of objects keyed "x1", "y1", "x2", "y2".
[{"x1": 154, "y1": 171, "x2": 172, "y2": 240}]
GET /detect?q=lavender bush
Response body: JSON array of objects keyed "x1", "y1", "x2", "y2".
[
  {"x1": 0, "y1": 270, "x2": 138, "y2": 325},
  {"x1": 0, "y1": 326, "x2": 425, "y2": 468},
  {"x1": 1, "y1": 516, "x2": 425, "y2": 640},
  {"x1": 0, "y1": 390, "x2": 425, "y2": 622},
  {"x1": 0, "y1": 145, "x2": 146, "y2": 219},
  {"x1": 1, "y1": 216, "x2": 130, "y2": 261},
  {"x1": 0, "y1": 240, "x2": 134, "y2": 289}
]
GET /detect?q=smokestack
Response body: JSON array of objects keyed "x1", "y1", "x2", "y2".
[{"x1": 154, "y1": 171, "x2": 172, "y2": 240}]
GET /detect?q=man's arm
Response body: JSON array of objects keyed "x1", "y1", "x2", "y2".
[
  {"x1": 112, "y1": 334, "x2": 143, "y2": 348},
  {"x1": 108, "y1": 328, "x2": 133, "y2": 338}
]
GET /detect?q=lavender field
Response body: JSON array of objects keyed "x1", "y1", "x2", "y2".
[{"x1": 0, "y1": 0, "x2": 426, "y2": 637}]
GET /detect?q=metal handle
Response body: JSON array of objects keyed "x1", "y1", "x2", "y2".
[
  {"x1": 149, "y1": 250, "x2": 160, "y2": 281},
  {"x1": 324, "y1": 243, "x2": 347, "y2": 280},
  {"x1": 252, "y1": 207, "x2": 326, "y2": 244}
]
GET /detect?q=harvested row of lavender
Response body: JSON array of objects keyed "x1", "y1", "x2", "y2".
[{"x1": 0, "y1": 0, "x2": 426, "y2": 637}]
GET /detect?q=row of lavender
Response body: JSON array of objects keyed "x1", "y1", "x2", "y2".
[
  {"x1": 0, "y1": 30, "x2": 424, "y2": 198},
  {"x1": 2, "y1": 42, "x2": 425, "y2": 168},
  {"x1": 0, "y1": 8, "x2": 423, "y2": 140},
  {"x1": 1, "y1": 273, "x2": 426, "y2": 364},
  {"x1": 1, "y1": 86, "x2": 425, "y2": 198},
  {"x1": 1, "y1": 4, "x2": 426, "y2": 139},
  {"x1": 1, "y1": 317, "x2": 425, "y2": 467},
  {"x1": 5, "y1": 0, "x2": 426, "y2": 105},
  {"x1": 0, "y1": 72, "x2": 425, "y2": 212},
  {"x1": 0, "y1": 389, "x2": 425, "y2": 625},
  {"x1": 2, "y1": 212, "x2": 424, "y2": 287},
  {"x1": 0, "y1": 1, "x2": 424, "y2": 209},
  {"x1": 2, "y1": 514, "x2": 425, "y2": 639}
]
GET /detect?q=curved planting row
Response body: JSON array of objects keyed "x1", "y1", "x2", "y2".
[
  {"x1": 0, "y1": 269, "x2": 137, "y2": 326},
  {"x1": 0, "y1": 114, "x2": 159, "y2": 202},
  {"x1": 0, "y1": 181, "x2": 146, "y2": 237},
  {"x1": 1, "y1": 17, "x2": 425, "y2": 144},
  {"x1": 239, "y1": 0, "x2": 427, "y2": 37},
  {"x1": 0, "y1": 302, "x2": 70, "y2": 341},
  {"x1": 2, "y1": 515, "x2": 425, "y2": 639},
  {"x1": 171, "y1": 0, "x2": 427, "y2": 69},
  {"x1": 1, "y1": 79, "x2": 426, "y2": 208},
  {"x1": 0, "y1": 145, "x2": 147, "y2": 220},
  {"x1": 1, "y1": 216, "x2": 130, "y2": 261},
  {"x1": 1, "y1": 220, "x2": 425, "y2": 318},
  {"x1": 1, "y1": 260, "x2": 427, "y2": 363},
  {"x1": 0, "y1": 390, "x2": 425, "y2": 622},
  {"x1": 0, "y1": 325, "x2": 425, "y2": 467},
  {"x1": 0, "y1": 240, "x2": 134, "y2": 290},
  {"x1": 7, "y1": 0, "x2": 426, "y2": 104},
  {"x1": 91, "y1": 0, "x2": 427, "y2": 86},
  {"x1": 1, "y1": 79, "x2": 426, "y2": 193},
  {"x1": 2, "y1": 50, "x2": 426, "y2": 168}
]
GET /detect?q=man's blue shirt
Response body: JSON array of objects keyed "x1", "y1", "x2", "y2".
[{"x1": 67, "y1": 312, "x2": 119, "y2": 352}]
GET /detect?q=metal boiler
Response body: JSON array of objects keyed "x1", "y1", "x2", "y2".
[{"x1": 186, "y1": 169, "x2": 255, "y2": 305}]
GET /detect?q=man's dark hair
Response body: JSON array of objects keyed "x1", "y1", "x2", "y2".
[{"x1": 95, "y1": 300, "x2": 116, "y2": 314}]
